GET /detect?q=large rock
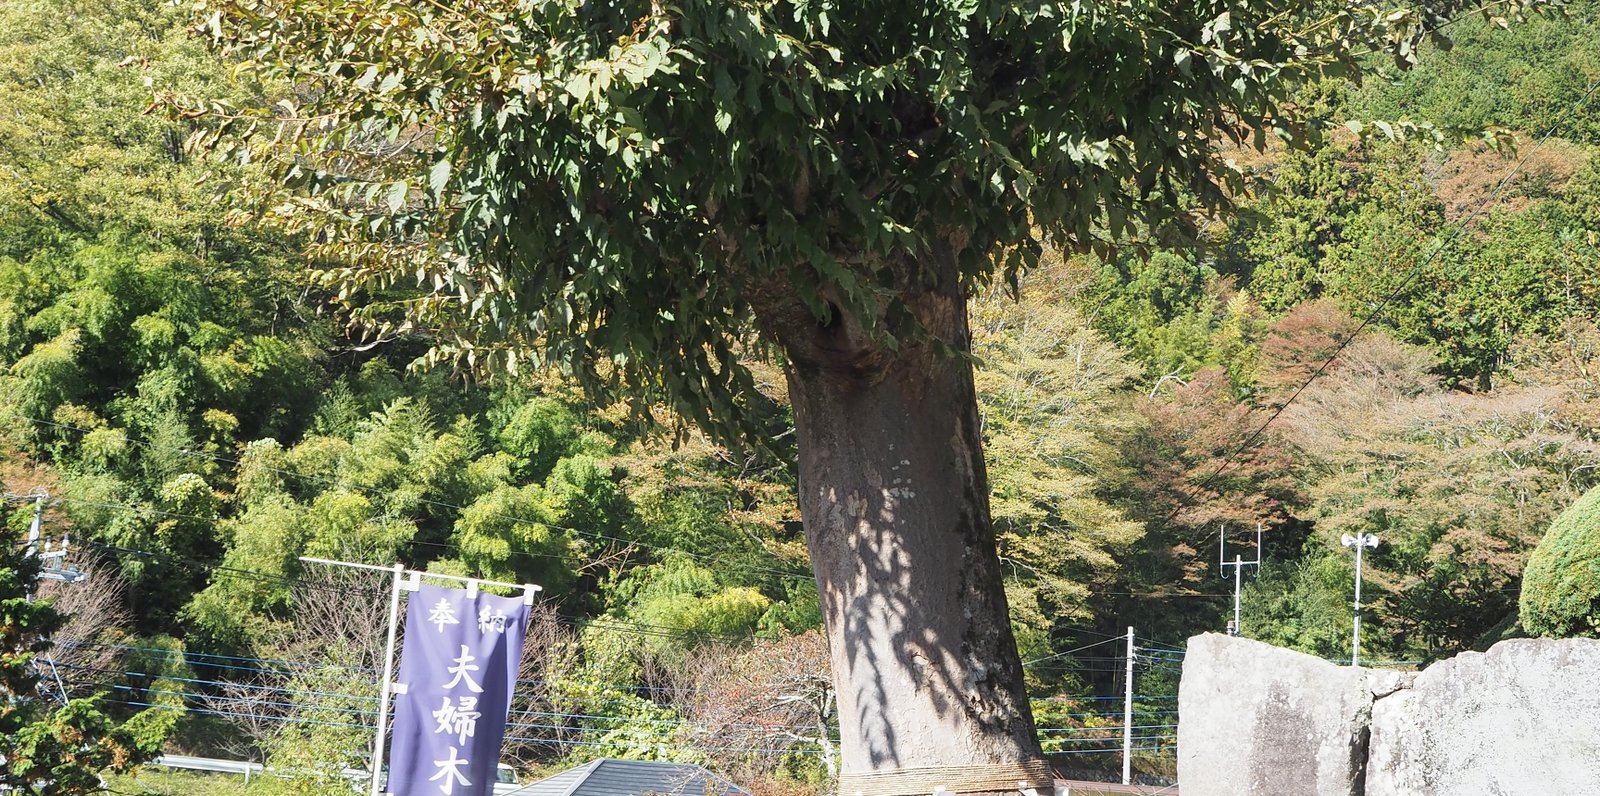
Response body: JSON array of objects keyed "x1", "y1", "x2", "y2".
[
  {"x1": 1176, "y1": 634, "x2": 1411, "y2": 796},
  {"x1": 1179, "y1": 635, "x2": 1600, "y2": 796},
  {"x1": 1365, "y1": 637, "x2": 1600, "y2": 795}
]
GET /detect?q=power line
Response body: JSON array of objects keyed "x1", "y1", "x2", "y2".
[
  {"x1": 89, "y1": 694, "x2": 831, "y2": 757},
  {"x1": 55, "y1": 654, "x2": 719, "y2": 712},
  {"x1": 61, "y1": 672, "x2": 794, "y2": 734},
  {"x1": 81, "y1": 537, "x2": 379, "y2": 600},
  {"x1": 58, "y1": 640, "x2": 377, "y2": 676},
  {"x1": 1022, "y1": 636, "x2": 1122, "y2": 666},
  {"x1": 75, "y1": 678, "x2": 1173, "y2": 757},
  {"x1": 63, "y1": 672, "x2": 837, "y2": 755}
]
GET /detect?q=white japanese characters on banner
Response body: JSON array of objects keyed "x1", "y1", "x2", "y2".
[{"x1": 386, "y1": 584, "x2": 528, "y2": 795}]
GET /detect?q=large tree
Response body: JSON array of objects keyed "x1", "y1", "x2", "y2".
[{"x1": 187, "y1": 1, "x2": 1536, "y2": 791}]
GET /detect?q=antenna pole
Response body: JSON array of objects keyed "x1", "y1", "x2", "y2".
[{"x1": 1340, "y1": 533, "x2": 1380, "y2": 667}]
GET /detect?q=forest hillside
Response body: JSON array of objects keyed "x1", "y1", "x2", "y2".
[{"x1": 2, "y1": 0, "x2": 1598, "y2": 792}]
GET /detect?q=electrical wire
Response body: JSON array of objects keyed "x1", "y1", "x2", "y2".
[
  {"x1": 1021, "y1": 636, "x2": 1122, "y2": 666},
  {"x1": 54, "y1": 640, "x2": 720, "y2": 698}
]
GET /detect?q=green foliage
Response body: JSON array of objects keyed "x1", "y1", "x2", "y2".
[
  {"x1": 253, "y1": 659, "x2": 376, "y2": 796},
  {"x1": 5, "y1": 0, "x2": 1600, "y2": 776},
  {"x1": 452, "y1": 483, "x2": 579, "y2": 594},
  {"x1": 615, "y1": 431, "x2": 808, "y2": 600},
  {"x1": 182, "y1": 495, "x2": 306, "y2": 649},
  {"x1": 105, "y1": 768, "x2": 253, "y2": 796},
  {"x1": 970, "y1": 260, "x2": 1145, "y2": 678},
  {"x1": 617, "y1": 557, "x2": 772, "y2": 654},
  {"x1": 1224, "y1": 140, "x2": 1446, "y2": 314},
  {"x1": 756, "y1": 579, "x2": 824, "y2": 640},
  {"x1": 496, "y1": 398, "x2": 582, "y2": 484},
  {"x1": 1077, "y1": 249, "x2": 1264, "y2": 385},
  {"x1": 1221, "y1": 134, "x2": 1600, "y2": 387},
  {"x1": 549, "y1": 627, "x2": 699, "y2": 763},
  {"x1": 190, "y1": 0, "x2": 1510, "y2": 441},
  {"x1": 180, "y1": 389, "x2": 622, "y2": 649},
  {"x1": 1520, "y1": 485, "x2": 1600, "y2": 637},
  {"x1": 6, "y1": 699, "x2": 155, "y2": 793},
  {"x1": 1242, "y1": 549, "x2": 1358, "y2": 659},
  {"x1": 1348, "y1": 1, "x2": 1600, "y2": 144}
]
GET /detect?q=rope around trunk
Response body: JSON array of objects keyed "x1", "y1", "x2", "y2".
[{"x1": 835, "y1": 759, "x2": 1055, "y2": 795}]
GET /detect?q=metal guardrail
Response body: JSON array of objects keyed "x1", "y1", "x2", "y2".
[
  {"x1": 150, "y1": 755, "x2": 521, "y2": 794},
  {"x1": 153, "y1": 754, "x2": 265, "y2": 782}
]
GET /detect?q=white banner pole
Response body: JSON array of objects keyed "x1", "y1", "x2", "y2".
[
  {"x1": 371, "y1": 563, "x2": 405, "y2": 796},
  {"x1": 297, "y1": 555, "x2": 543, "y2": 795}
]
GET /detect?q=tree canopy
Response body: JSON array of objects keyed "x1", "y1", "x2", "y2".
[{"x1": 186, "y1": 0, "x2": 1517, "y2": 435}]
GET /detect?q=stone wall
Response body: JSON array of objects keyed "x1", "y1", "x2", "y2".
[{"x1": 1176, "y1": 634, "x2": 1600, "y2": 796}]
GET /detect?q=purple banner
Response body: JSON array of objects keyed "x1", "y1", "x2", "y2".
[{"x1": 387, "y1": 584, "x2": 528, "y2": 796}]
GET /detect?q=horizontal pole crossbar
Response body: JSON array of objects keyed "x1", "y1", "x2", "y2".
[{"x1": 299, "y1": 556, "x2": 542, "y2": 596}]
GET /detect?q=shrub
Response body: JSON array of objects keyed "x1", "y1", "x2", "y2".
[{"x1": 1520, "y1": 485, "x2": 1600, "y2": 638}]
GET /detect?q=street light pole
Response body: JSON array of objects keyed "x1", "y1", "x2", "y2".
[{"x1": 1340, "y1": 532, "x2": 1380, "y2": 667}]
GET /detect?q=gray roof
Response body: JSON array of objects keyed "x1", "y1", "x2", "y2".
[{"x1": 506, "y1": 758, "x2": 751, "y2": 796}]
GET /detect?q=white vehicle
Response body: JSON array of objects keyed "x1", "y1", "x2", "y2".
[{"x1": 492, "y1": 762, "x2": 521, "y2": 795}]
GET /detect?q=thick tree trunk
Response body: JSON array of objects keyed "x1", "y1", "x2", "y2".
[{"x1": 757, "y1": 244, "x2": 1045, "y2": 795}]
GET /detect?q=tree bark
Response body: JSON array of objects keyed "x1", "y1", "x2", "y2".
[{"x1": 756, "y1": 243, "x2": 1044, "y2": 795}]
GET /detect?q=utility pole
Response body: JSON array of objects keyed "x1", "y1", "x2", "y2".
[
  {"x1": 7, "y1": 490, "x2": 81, "y2": 703},
  {"x1": 13, "y1": 491, "x2": 86, "y2": 585},
  {"x1": 1122, "y1": 625, "x2": 1135, "y2": 786},
  {"x1": 1340, "y1": 533, "x2": 1380, "y2": 667},
  {"x1": 25, "y1": 491, "x2": 44, "y2": 557},
  {"x1": 1219, "y1": 523, "x2": 1263, "y2": 636}
]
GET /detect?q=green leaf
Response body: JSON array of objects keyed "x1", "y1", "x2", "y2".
[
  {"x1": 386, "y1": 180, "x2": 408, "y2": 212},
  {"x1": 429, "y1": 159, "x2": 451, "y2": 197}
]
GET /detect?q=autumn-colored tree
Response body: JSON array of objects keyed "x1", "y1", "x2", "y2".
[
  {"x1": 970, "y1": 260, "x2": 1144, "y2": 670},
  {"x1": 1114, "y1": 368, "x2": 1302, "y2": 639},
  {"x1": 1280, "y1": 326, "x2": 1599, "y2": 655},
  {"x1": 1256, "y1": 300, "x2": 1366, "y2": 400},
  {"x1": 677, "y1": 631, "x2": 837, "y2": 782}
]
